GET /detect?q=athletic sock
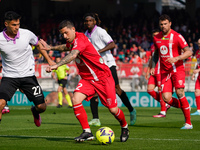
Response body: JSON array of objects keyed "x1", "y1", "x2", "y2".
[
  {"x1": 147, "y1": 90, "x2": 160, "y2": 102},
  {"x1": 90, "y1": 96, "x2": 99, "y2": 119},
  {"x1": 179, "y1": 96, "x2": 191, "y2": 125},
  {"x1": 195, "y1": 95, "x2": 200, "y2": 110},
  {"x1": 167, "y1": 97, "x2": 181, "y2": 108},
  {"x1": 159, "y1": 91, "x2": 166, "y2": 112},
  {"x1": 114, "y1": 108, "x2": 127, "y2": 127},
  {"x1": 65, "y1": 94, "x2": 72, "y2": 107},
  {"x1": 31, "y1": 106, "x2": 39, "y2": 119},
  {"x1": 73, "y1": 103, "x2": 90, "y2": 130},
  {"x1": 58, "y1": 92, "x2": 63, "y2": 105},
  {"x1": 84, "y1": 128, "x2": 91, "y2": 133},
  {"x1": 119, "y1": 90, "x2": 133, "y2": 112}
]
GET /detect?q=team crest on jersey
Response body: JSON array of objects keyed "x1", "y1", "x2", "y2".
[
  {"x1": 99, "y1": 57, "x2": 104, "y2": 64},
  {"x1": 160, "y1": 45, "x2": 168, "y2": 55},
  {"x1": 178, "y1": 80, "x2": 183, "y2": 85},
  {"x1": 106, "y1": 98, "x2": 112, "y2": 106}
]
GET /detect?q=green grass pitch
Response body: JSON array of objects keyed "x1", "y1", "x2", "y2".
[{"x1": 0, "y1": 106, "x2": 200, "y2": 150}]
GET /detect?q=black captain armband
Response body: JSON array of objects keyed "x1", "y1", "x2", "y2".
[{"x1": 152, "y1": 50, "x2": 159, "y2": 68}]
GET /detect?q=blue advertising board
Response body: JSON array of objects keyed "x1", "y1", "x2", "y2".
[{"x1": 7, "y1": 91, "x2": 197, "y2": 108}]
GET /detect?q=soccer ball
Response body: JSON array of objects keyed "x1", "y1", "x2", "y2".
[{"x1": 96, "y1": 127, "x2": 115, "y2": 145}]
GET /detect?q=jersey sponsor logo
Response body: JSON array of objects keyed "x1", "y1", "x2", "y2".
[
  {"x1": 161, "y1": 55, "x2": 170, "y2": 58},
  {"x1": 156, "y1": 41, "x2": 161, "y2": 43},
  {"x1": 160, "y1": 45, "x2": 168, "y2": 55}
]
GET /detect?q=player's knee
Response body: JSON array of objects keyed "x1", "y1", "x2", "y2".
[
  {"x1": 109, "y1": 107, "x2": 118, "y2": 115},
  {"x1": 36, "y1": 103, "x2": 46, "y2": 112},
  {"x1": 195, "y1": 90, "x2": 200, "y2": 97},
  {"x1": 162, "y1": 95, "x2": 171, "y2": 102}
]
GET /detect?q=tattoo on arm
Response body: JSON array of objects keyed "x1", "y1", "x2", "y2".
[
  {"x1": 51, "y1": 44, "x2": 69, "y2": 51},
  {"x1": 56, "y1": 50, "x2": 79, "y2": 67}
]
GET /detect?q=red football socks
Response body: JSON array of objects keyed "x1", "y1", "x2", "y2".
[
  {"x1": 73, "y1": 103, "x2": 90, "y2": 130},
  {"x1": 114, "y1": 108, "x2": 127, "y2": 127},
  {"x1": 168, "y1": 97, "x2": 181, "y2": 108},
  {"x1": 179, "y1": 96, "x2": 191, "y2": 125},
  {"x1": 159, "y1": 91, "x2": 166, "y2": 111},
  {"x1": 195, "y1": 95, "x2": 200, "y2": 110},
  {"x1": 147, "y1": 90, "x2": 160, "y2": 102}
]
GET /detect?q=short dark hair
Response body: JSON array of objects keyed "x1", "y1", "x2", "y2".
[
  {"x1": 4, "y1": 11, "x2": 21, "y2": 21},
  {"x1": 83, "y1": 13, "x2": 101, "y2": 26},
  {"x1": 152, "y1": 29, "x2": 160, "y2": 34},
  {"x1": 159, "y1": 14, "x2": 171, "y2": 22},
  {"x1": 58, "y1": 20, "x2": 74, "y2": 30}
]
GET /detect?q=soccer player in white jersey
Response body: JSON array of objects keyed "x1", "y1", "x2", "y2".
[
  {"x1": 0, "y1": 11, "x2": 55, "y2": 126},
  {"x1": 83, "y1": 13, "x2": 136, "y2": 126}
]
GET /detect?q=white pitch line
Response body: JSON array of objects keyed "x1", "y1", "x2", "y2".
[{"x1": 0, "y1": 135, "x2": 199, "y2": 142}]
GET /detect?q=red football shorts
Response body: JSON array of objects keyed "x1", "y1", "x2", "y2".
[
  {"x1": 74, "y1": 76, "x2": 117, "y2": 108},
  {"x1": 161, "y1": 70, "x2": 185, "y2": 93},
  {"x1": 148, "y1": 74, "x2": 161, "y2": 88},
  {"x1": 195, "y1": 75, "x2": 200, "y2": 90}
]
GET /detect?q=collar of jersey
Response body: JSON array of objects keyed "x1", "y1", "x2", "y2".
[
  {"x1": 3, "y1": 28, "x2": 20, "y2": 44},
  {"x1": 86, "y1": 25, "x2": 97, "y2": 37}
]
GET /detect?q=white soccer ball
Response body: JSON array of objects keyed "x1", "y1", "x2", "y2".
[{"x1": 96, "y1": 127, "x2": 115, "y2": 145}]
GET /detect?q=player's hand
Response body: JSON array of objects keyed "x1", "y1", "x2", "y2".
[
  {"x1": 39, "y1": 39, "x2": 51, "y2": 51},
  {"x1": 193, "y1": 69, "x2": 199, "y2": 74},
  {"x1": 150, "y1": 68, "x2": 155, "y2": 76},
  {"x1": 48, "y1": 60, "x2": 56, "y2": 66},
  {"x1": 145, "y1": 67, "x2": 150, "y2": 80},
  {"x1": 191, "y1": 73, "x2": 195, "y2": 81},
  {"x1": 46, "y1": 65, "x2": 58, "y2": 73},
  {"x1": 165, "y1": 57, "x2": 179, "y2": 64}
]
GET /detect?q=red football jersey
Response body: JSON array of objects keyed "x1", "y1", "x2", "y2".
[
  {"x1": 153, "y1": 29, "x2": 188, "y2": 74},
  {"x1": 66, "y1": 32, "x2": 111, "y2": 81}
]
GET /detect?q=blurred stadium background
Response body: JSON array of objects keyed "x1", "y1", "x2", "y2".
[{"x1": 0, "y1": 0, "x2": 199, "y2": 106}]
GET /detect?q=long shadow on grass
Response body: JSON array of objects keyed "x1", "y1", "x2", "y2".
[
  {"x1": 41, "y1": 122, "x2": 78, "y2": 126},
  {"x1": 0, "y1": 135, "x2": 74, "y2": 142},
  {"x1": 130, "y1": 124, "x2": 180, "y2": 129}
]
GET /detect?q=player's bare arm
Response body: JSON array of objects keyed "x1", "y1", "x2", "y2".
[
  {"x1": 166, "y1": 46, "x2": 193, "y2": 64},
  {"x1": 46, "y1": 50, "x2": 80, "y2": 73},
  {"x1": 57, "y1": 50, "x2": 79, "y2": 66},
  {"x1": 98, "y1": 42, "x2": 115, "y2": 53},
  {"x1": 36, "y1": 42, "x2": 56, "y2": 66},
  {"x1": 40, "y1": 39, "x2": 69, "y2": 51},
  {"x1": 192, "y1": 65, "x2": 200, "y2": 80}
]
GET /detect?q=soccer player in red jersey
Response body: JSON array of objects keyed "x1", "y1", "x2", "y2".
[
  {"x1": 40, "y1": 20, "x2": 129, "y2": 142},
  {"x1": 146, "y1": 29, "x2": 170, "y2": 118},
  {"x1": 191, "y1": 38, "x2": 200, "y2": 115},
  {"x1": 151, "y1": 14, "x2": 193, "y2": 129}
]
